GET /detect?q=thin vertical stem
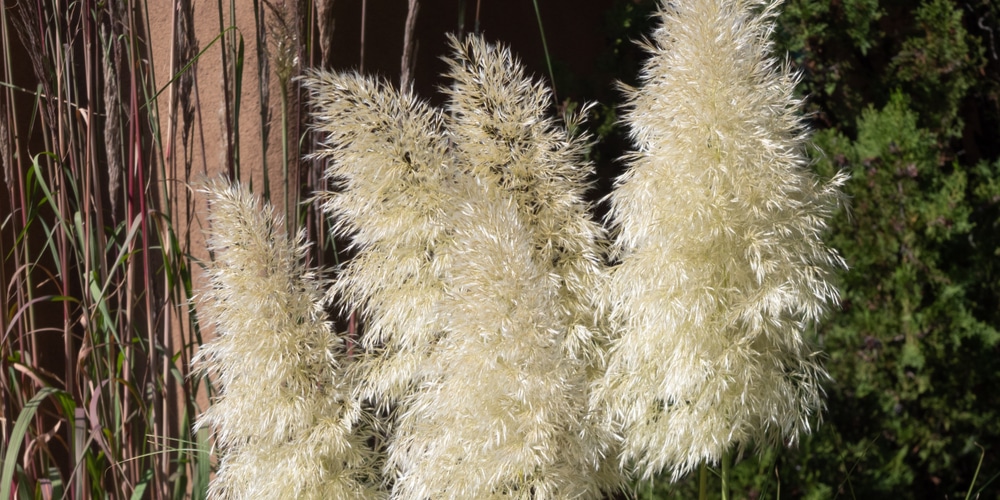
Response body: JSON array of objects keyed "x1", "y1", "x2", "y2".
[
  {"x1": 359, "y1": 0, "x2": 366, "y2": 72},
  {"x1": 74, "y1": 407, "x2": 86, "y2": 499},
  {"x1": 252, "y1": 0, "x2": 271, "y2": 202},
  {"x1": 281, "y1": 84, "x2": 290, "y2": 233},
  {"x1": 129, "y1": 3, "x2": 159, "y2": 489},
  {"x1": 530, "y1": 0, "x2": 556, "y2": 102},
  {"x1": 216, "y1": 0, "x2": 235, "y2": 178},
  {"x1": 699, "y1": 462, "x2": 708, "y2": 500},
  {"x1": 721, "y1": 451, "x2": 731, "y2": 500},
  {"x1": 400, "y1": 0, "x2": 419, "y2": 91},
  {"x1": 474, "y1": 0, "x2": 481, "y2": 33},
  {"x1": 81, "y1": 2, "x2": 98, "y2": 491}
]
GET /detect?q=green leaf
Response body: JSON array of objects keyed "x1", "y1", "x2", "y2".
[{"x1": 1, "y1": 387, "x2": 63, "y2": 499}]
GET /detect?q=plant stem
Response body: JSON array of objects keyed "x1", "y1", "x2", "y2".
[
  {"x1": 360, "y1": 0, "x2": 366, "y2": 72},
  {"x1": 281, "y1": 84, "x2": 291, "y2": 233},
  {"x1": 531, "y1": 0, "x2": 556, "y2": 101},
  {"x1": 699, "y1": 462, "x2": 708, "y2": 500},
  {"x1": 721, "y1": 451, "x2": 731, "y2": 500},
  {"x1": 401, "y1": 0, "x2": 419, "y2": 91}
]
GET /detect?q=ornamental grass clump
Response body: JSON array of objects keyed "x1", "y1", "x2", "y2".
[
  {"x1": 194, "y1": 182, "x2": 380, "y2": 499},
  {"x1": 304, "y1": 35, "x2": 618, "y2": 498},
  {"x1": 598, "y1": 0, "x2": 847, "y2": 480},
  {"x1": 196, "y1": 0, "x2": 845, "y2": 493}
]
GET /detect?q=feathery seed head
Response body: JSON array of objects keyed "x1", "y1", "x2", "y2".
[
  {"x1": 302, "y1": 71, "x2": 457, "y2": 404},
  {"x1": 443, "y1": 34, "x2": 610, "y2": 365},
  {"x1": 194, "y1": 180, "x2": 381, "y2": 499},
  {"x1": 389, "y1": 178, "x2": 612, "y2": 499},
  {"x1": 599, "y1": 0, "x2": 846, "y2": 479},
  {"x1": 307, "y1": 37, "x2": 621, "y2": 497}
]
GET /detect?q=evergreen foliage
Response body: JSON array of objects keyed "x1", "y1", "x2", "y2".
[
  {"x1": 800, "y1": 91, "x2": 1000, "y2": 498},
  {"x1": 770, "y1": 0, "x2": 1000, "y2": 496}
]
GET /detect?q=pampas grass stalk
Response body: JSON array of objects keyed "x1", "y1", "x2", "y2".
[
  {"x1": 302, "y1": 71, "x2": 457, "y2": 405},
  {"x1": 194, "y1": 181, "x2": 380, "y2": 499},
  {"x1": 390, "y1": 179, "x2": 603, "y2": 498},
  {"x1": 305, "y1": 36, "x2": 622, "y2": 496},
  {"x1": 599, "y1": 0, "x2": 847, "y2": 480},
  {"x1": 442, "y1": 35, "x2": 608, "y2": 366}
]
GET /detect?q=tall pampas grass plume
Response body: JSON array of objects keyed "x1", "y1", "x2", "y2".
[
  {"x1": 598, "y1": 0, "x2": 847, "y2": 480},
  {"x1": 193, "y1": 180, "x2": 381, "y2": 499},
  {"x1": 389, "y1": 180, "x2": 605, "y2": 499},
  {"x1": 304, "y1": 37, "x2": 621, "y2": 498},
  {"x1": 378, "y1": 36, "x2": 619, "y2": 499},
  {"x1": 302, "y1": 71, "x2": 457, "y2": 405},
  {"x1": 442, "y1": 35, "x2": 609, "y2": 366}
]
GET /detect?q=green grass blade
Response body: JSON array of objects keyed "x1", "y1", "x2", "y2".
[
  {"x1": 1, "y1": 387, "x2": 62, "y2": 499},
  {"x1": 531, "y1": 0, "x2": 556, "y2": 100},
  {"x1": 965, "y1": 442, "x2": 985, "y2": 500},
  {"x1": 147, "y1": 28, "x2": 239, "y2": 108},
  {"x1": 193, "y1": 427, "x2": 211, "y2": 499},
  {"x1": 130, "y1": 468, "x2": 154, "y2": 500}
]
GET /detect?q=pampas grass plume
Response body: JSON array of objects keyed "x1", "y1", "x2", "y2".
[
  {"x1": 306, "y1": 37, "x2": 620, "y2": 497},
  {"x1": 302, "y1": 71, "x2": 457, "y2": 405},
  {"x1": 389, "y1": 36, "x2": 617, "y2": 492},
  {"x1": 390, "y1": 180, "x2": 603, "y2": 498},
  {"x1": 442, "y1": 35, "x2": 609, "y2": 364},
  {"x1": 599, "y1": 0, "x2": 847, "y2": 480},
  {"x1": 194, "y1": 181, "x2": 380, "y2": 499}
]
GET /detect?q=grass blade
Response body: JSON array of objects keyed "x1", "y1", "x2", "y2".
[{"x1": 1, "y1": 387, "x2": 62, "y2": 500}]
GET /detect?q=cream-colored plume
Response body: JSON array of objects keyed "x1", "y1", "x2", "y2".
[
  {"x1": 442, "y1": 35, "x2": 609, "y2": 365},
  {"x1": 302, "y1": 71, "x2": 457, "y2": 405},
  {"x1": 194, "y1": 181, "x2": 380, "y2": 499},
  {"x1": 390, "y1": 179, "x2": 607, "y2": 499},
  {"x1": 378, "y1": 36, "x2": 618, "y2": 498},
  {"x1": 598, "y1": 0, "x2": 846, "y2": 480},
  {"x1": 305, "y1": 36, "x2": 619, "y2": 498}
]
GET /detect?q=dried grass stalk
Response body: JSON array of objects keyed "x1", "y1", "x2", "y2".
[{"x1": 101, "y1": 24, "x2": 122, "y2": 213}]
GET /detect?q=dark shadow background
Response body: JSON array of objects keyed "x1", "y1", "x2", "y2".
[{"x1": 323, "y1": 0, "x2": 660, "y2": 207}]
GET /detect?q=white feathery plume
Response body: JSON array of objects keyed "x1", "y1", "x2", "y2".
[
  {"x1": 306, "y1": 39, "x2": 621, "y2": 496},
  {"x1": 194, "y1": 180, "x2": 381, "y2": 499},
  {"x1": 302, "y1": 71, "x2": 457, "y2": 405},
  {"x1": 442, "y1": 35, "x2": 608, "y2": 364},
  {"x1": 390, "y1": 177, "x2": 605, "y2": 499},
  {"x1": 422, "y1": 35, "x2": 618, "y2": 496},
  {"x1": 599, "y1": 0, "x2": 847, "y2": 479}
]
